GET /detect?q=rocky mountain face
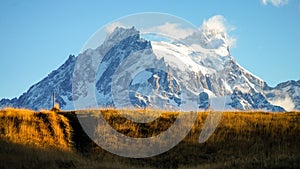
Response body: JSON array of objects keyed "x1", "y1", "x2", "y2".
[
  {"x1": 0, "y1": 55, "x2": 76, "y2": 110},
  {"x1": 263, "y1": 80, "x2": 300, "y2": 111},
  {"x1": 0, "y1": 27, "x2": 298, "y2": 112}
]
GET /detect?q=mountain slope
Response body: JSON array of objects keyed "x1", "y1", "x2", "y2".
[
  {"x1": 0, "y1": 27, "x2": 297, "y2": 111},
  {"x1": 0, "y1": 55, "x2": 75, "y2": 110},
  {"x1": 263, "y1": 80, "x2": 300, "y2": 111}
]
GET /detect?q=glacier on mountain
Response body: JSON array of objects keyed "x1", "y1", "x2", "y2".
[{"x1": 0, "y1": 26, "x2": 297, "y2": 112}]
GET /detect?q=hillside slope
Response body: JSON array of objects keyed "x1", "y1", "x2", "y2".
[{"x1": 0, "y1": 108, "x2": 299, "y2": 169}]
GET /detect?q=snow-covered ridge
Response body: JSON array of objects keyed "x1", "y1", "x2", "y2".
[
  {"x1": 264, "y1": 80, "x2": 300, "y2": 111},
  {"x1": 0, "y1": 27, "x2": 298, "y2": 112}
]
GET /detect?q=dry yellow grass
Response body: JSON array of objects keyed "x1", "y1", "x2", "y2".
[
  {"x1": 75, "y1": 109, "x2": 300, "y2": 168},
  {"x1": 0, "y1": 108, "x2": 299, "y2": 169},
  {"x1": 0, "y1": 107, "x2": 72, "y2": 151}
]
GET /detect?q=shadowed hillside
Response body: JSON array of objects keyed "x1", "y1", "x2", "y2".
[{"x1": 0, "y1": 108, "x2": 299, "y2": 169}]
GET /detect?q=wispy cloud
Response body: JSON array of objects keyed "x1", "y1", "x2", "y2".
[
  {"x1": 104, "y1": 15, "x2": 237, "y2": 48},
  {"x1": 142, "y1": 22, "x2": 195, "y2": 39},
  {"x1": 261, "y1": 0, "x2": 288, "y2": 6},
  {"x1": 200, "y1": 15, "x2": 235, "y2": 34},
  {"x1": 200, "y1": 15, "x2": 236, "y2": 47}
]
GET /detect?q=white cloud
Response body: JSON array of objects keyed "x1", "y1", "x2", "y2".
[
  {"x1": 269, "y1": 97, "x2": 295, "y2": 111},
  {"x1": 200, "y1": 15, "x2": 235, "y2": 33},
  {"x1": 105, "y1": 21, "x2": 125, "y2": 34},
  {"x1": 105, "y1": 15, "x2": 237, "y2": 48},
  {"x1": 142, "y1": 22, "x2": 196, "y2": 39},
  {"x1": 261, "y1": 0, "x2": 288, "y2": 6},
  {"x1": 200, "y1": 15, "x2": 236, "y2": 47}
]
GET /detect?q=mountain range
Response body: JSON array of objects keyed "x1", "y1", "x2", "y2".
[{"x1": 1, "y1": 26, "x2": 299, "y2": 112}]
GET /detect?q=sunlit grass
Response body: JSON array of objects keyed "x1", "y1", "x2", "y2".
[
  {"x1": 0, "y1": 107, "x2": 72, "y2": 151},
  {"x1": 0, "y1": 108, "x2": 299, "y2": 169}
]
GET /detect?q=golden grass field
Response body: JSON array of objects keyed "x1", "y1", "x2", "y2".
[{"x1": 0, "y1": 108, "x2": 299, "y2": 169}]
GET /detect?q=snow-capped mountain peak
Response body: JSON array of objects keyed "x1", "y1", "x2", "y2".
[
  {"x1": 0, "y1": 27, "x2": 298, "y2": 112},
  {"x1": 103, "y1": 26, "x2": 140, "y2": 47}
]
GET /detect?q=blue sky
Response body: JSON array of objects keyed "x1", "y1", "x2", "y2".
[{"x1": 0, "y1": 0, "x2": 299, "y2": 99}]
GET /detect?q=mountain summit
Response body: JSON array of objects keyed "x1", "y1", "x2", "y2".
[{"x1": 0, "y1": 27, "x2": 298, "y2": 111}]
